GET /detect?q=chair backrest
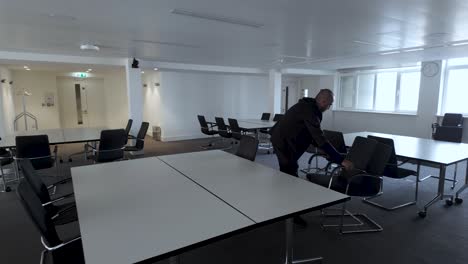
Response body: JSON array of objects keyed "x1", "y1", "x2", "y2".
[
  {"x1": 366, "y1": 142, "x2": 392, "y2": 175},
  {"x1": 367, "y1": 135, "x2": 398, "y2": 177},
  {"x1": 134, "y1": 122, "x2": 149, "y2": 150},
  {"x1": 273, "y1": 114, "x2": 284, "y2": 122},
  {"x1": 235, "y1": 135, "x2": 259, "y2": 161},
  {"x1": 16, "y1": 180, "x2": 62, "y2": 248},
  {"x1": 323, "y1": 130, "x2": 347, "y2": 154},
  {"x1": 19, "y1": 160, "x2": 51, "y2": 205},
  {"x1": 96, "y1": 129, "x2": 127, "y2": 162},
  {"x1": 215, "y1": 117, "x2": 231, "y2": 138},
  {"x1": 345, "y1": 136, "x2": 378, "y2": 171},
  {"x1": 441, "y1": 113, "x2": 463, "y2": 126},
  {"x1": 124, "y1": 119, "x2": 133, "y2": 144},
  {"x1": 228, "y1": 118, "x2": 242, "y2": 140},
  {"x1": 197, "y1": 115, "x2": 210, "y2": 134},
  {"x1": 261, "y1": 113, "x2": 271, "y2": 121},
  {"x1": 15, "y1": 135, "x2": 54, "y2": 170}
]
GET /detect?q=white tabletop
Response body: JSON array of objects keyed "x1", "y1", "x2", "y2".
[
  {"x1": 238, "y1": 119, "x2": 277, "y2": 127},
  {"x1": 344, "y1": 131, "x2": 468, "y2": 165},
  {"x1": 159, "y1": 150, "x2": 348, "y2": 223},
  {"x1": 237, "y1": 121, "x2": 274, "y2": 130},
  {"x1": 62, "y1": 127, "x2": 106, "y2": 143},
  {"x1": 72, "y1": 157, "x2": 254, "y2": 264},
  {"x1": 0, "y1": 128, "x2": 65, "y2": 148}
]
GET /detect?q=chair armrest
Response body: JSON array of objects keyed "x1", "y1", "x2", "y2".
[
  {"x1": 85, "y1": 143, "x2": 96, "y2": 150},
  {"x1": 42, "y1": 193, "x2": 74, "y2": 206},
  {"x1": 14, "y1": 155, "x2": 54, "y2": 161},
  {"x1": 345, "y1": 173, "x2": 383, "y2": 195},
  {"x1": 41, "y1": 236, "x2": 81, "y2": 251},
  {"x1": 47, "y1": 178, "x2": 72, "y2": 189}
]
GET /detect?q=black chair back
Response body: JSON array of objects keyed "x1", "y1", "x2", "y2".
[
  {"x1": 215, "y1": 117, "x2": 232, "y2": 138},
  {"x1": 96, "y1": 129, "x2": 127, "y2": 162},
  {"x1": 15, "y1": 135, "x2": 54, "y2": 170},
  {"x1": 20, "y1": 160, "x2": 51, "y2": 205},
  {"x1": 134, "y1": 122, "x2": 149, "y2": 150},
  {"x1": 273, "y1": 114, "x2": 284, "y2": 122},
  {"x1": 261, "y1": 113, "x2": 271, "y2": 121},
  {"x1": 367, "y1": 136, "x2": 398, "y2": 177},
  {"x1": 442, "y1": 113, "x2": 463, "y2": 126},
  {"x1": 345, "y1": 136, "x2": 378, "y2": 171},
  {"x1": 0, "y1": 148, "x2": 13, "y2": 166},
  {"x1": 323, "y1": 130, "x2": 348, "y2": 154},
  {"x1": 125, "y1": 119, "x2": 133, "y2": 144},
  {"x1": 236, "y1": 135, "x2": 259, "y2": 161},
  {"x1": 228, "y1": 118, "x2": 242, "y2": 140},
  {"x1": 16, "y1": 180, "x2": 62, "y2": 248},
  {"x1": 197, "y1": 115, "x2": 210, "y2": 134}
]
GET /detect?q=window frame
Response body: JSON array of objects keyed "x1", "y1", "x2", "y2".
[
  {"x1": 336, "y1": 67, "x2": 421, "y2": 114},
  {"x1": 440, "y1": 63, "x2": 468, "y2": 115}
]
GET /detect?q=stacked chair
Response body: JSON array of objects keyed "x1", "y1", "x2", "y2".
[
  {"x1": 197, "y1": 115, "x2": 221, "y2": 149},
  {"x1": 235, "y1": 135, "x2": 259, "y2": 161},
  {"x1": 124, "y1": 122, "x2": 149, "y2": 159},
  {"x1": 307, "y1": 136, "x2": 392, "y2": 234}
]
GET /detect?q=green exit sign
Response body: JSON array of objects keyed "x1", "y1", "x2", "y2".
[{"x1": 73, "y1": 72, "x2": 88, "y2": 78}]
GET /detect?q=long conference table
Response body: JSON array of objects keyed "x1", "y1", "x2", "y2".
[
  {"x1": 71, "y1": 150, "x2": 349, "y2": 264},
  {"x1": 0, "y1": 127, "x2": 107, "y2": 148},
  {"x1": 344, "y1": 131, "x2": 468, "y2": 217}
]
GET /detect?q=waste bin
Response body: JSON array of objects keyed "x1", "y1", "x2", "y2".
[{"x1": 153, "y1": 126, "x2": 161, "y2": 141}]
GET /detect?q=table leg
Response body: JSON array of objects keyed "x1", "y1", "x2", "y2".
[
  {"x1": 419, "y1": 164, "x2": 453, "y2": 217},
  {"x1": 284, "y1": 218, "x2": 322, "y2": 264},
  {"x1": 454, "y1": 160, "x2": 468, "y2": 203}
]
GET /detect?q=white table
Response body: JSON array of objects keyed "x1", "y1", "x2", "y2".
[
  {"x1": 238, "y1": 119, "x2": 277, "y2": 128},
  {"x1": 344, "y1": 131, "x2": 468, "y2": 216},
  {"x1": 72, "y1": 150, "x2": 349, "y2": 264},
  {"x1": 72, "y1": 157, "x2": 255, "y2": 264}
]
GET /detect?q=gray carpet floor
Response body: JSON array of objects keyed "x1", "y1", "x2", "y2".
[{"x1": 0, "y1": 137, "x2": 467, "y2": 264}]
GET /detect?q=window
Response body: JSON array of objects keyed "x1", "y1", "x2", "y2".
[
  {"x1": 338, "y1": 67, "x2": 421, "y2": 113},
  {"x1": 440, "y1": 59, "x2": 468, "y2": 115}
]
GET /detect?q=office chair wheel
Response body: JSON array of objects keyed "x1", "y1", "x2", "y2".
[
  {"x1": 455, "y1": 198, "x2": 463, "y2": 204},
  {"x1": 68, "y1": 158, "x2": 73, "y2": 162},
  {"x1": 418, "y1": 211, "x2": 427, "y2": 218},
  {"x1": 445, "y1": 199, "x2": 454, "y2": 206},
  {"x1": 5, "y1": 186, "x2": 11, "y2": 192},
  {"x1": 59, "y1": 159, "x2": 63, "y2": 163}
]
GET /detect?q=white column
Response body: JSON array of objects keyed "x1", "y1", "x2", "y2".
[
  {"x1": 268, "y1": 69, "x2": 282, "y2": 114},
  {"x1": 416, "y1": 60, "x2": 443, "y2": 138},
  {"x1": 125, "y1": 59, "x2": 144, "y2": 135}
]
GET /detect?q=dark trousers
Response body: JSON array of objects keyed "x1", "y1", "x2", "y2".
[{"x1": 274, "y1": 146, "x2": 299, "y2": 177}]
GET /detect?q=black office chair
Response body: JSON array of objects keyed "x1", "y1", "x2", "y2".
[
  {"x1": 362, "y1": 136, "x2": 419, "y2": 211},
  {"x1": 20, "y1": 160, "x2": 77, "y2": 225},
  {"x1": 432, "y1": 113, "x2": 463, "y2": 143},
  {"x1": 86, "y1": 129, "x2": 127, "y2": 163},
  {"x1": 261, "y1": 113, "x2": 271, "y2": 121},
  {"x1": 228, "y1": 118, "x2": 244, "y2": 142},
  {"x1": 0, "y1": 146, "x2": 15, "y2": 192},
  {"x1": 215, "y1": 117, "x2": 233, "y2": 147},
  {"x1": 235, "y1": 135, "x2": 259, "y2": 161},
  {"x1": 197, "y1": 115, "x2": 220, "y2": 149},
  {"x1": 427, "y1": 113, "x2": 464, "y2": 189},
  {"x1": 124, "y1": 119, "x2": 133, "y2": 144},
  {"x1": 308, "y1": 137, "x2": 392, "y2": 234},
  {"x1": 273, "y1": 114, "x2": 284, "y2": 122},
  {"x1": 124, "y1": 122, "x2": 149, "y2": 159},
  {"x1": 16, "y1": 180, "x2": 84, "y2": 264},
  {"x1": 302, "y1": 130, "x2": 348, "y2": 174},
  {"x1": 15, "y1": 135, "x2": 59, "y2": 177}
]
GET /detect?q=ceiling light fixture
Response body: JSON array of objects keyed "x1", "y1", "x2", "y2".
[
  {"x1": 171, "y1": 8, "x2": 263, "y2": 28},
  {"x1": 87, "y1": 69, "x2": 92, "y2": 71},
  {"x1": 141, "y1": 71, "x2": 145, "y2": 74},
  {"x1": 23, "y1": 66, "x2": 29, "y2": 69},
  {"x1": 380, "y1": 51, "x2": 401, "y2": 55},
  {"x1": 26, "y1": 68, "x2": 31, "y2": 71},
  {"x1": 154, "y1": 68, "x2": 158, "y2": 71},
  {"x1": 402, "y1": 48, "x2": 424, "y2": 52},
  {"x1": 80, "y1": 44, "x2": 100, "y2": 51}
]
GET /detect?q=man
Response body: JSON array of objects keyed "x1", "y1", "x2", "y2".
[{"x1": 270, "y1": 89, "x2": 353, "y2": 227}]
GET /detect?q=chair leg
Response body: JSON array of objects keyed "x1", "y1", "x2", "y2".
[
  {"x1": 0, "y1": 166, "x2": 7, "y2": 192},
  {"x1": 40, "y1": 250, "x2": 46, "y2": 264},
  {"x1": 321, "y1": 202, "x2": 383, "y2": 234}
]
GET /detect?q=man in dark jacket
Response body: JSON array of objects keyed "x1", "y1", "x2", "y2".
[{"x1": 270, "y1": 89, "x2": 353, "y2": 227}]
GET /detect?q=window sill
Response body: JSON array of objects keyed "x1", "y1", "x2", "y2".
[{"x1": 333, "y1": 109, "x2": 418, "y2": 116}]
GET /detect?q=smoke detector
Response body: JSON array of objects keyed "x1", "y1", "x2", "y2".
[{"x1": 80, "y1": 44, "x2": 100, "y2": 51}]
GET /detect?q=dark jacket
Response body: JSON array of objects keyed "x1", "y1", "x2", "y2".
[{"x1": 270, "y1": 97, "x2": 343, "y2": 163}]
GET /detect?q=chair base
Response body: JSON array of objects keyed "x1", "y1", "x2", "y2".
[
  {"x1": 321, "y1": 208, "x2": 383, "y2": 234},
  {"x1": 363, "y1": 192, "x2": 416, "y2": 211},
  {"x1": 284, "y1": 218, "x2": 323, "y2": 264}
]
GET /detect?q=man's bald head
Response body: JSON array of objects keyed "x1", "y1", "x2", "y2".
[{"x1": 315, "y1": 89, "x2": 334, "y2": 112}]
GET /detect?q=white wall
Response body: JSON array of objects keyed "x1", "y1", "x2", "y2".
[
  {"x1": 157, "y1": 71, "x2": 269, "y2": 141},
  {"x1": 143, "y1": 71, "x2": 161, "y2": 136},
  {"x1": 102, "y1": 69, "x2": 128, "y2": 129},
  {"x1": 0, "y1": 66, "x2": 15, "y2": 137},
  {"x1": 12, "y1": 70, "x2": 61, "y2": 130}
]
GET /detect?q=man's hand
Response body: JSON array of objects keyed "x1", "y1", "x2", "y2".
[{"x1": 341, "y1": 159, "x2": 354, "y2": 171}]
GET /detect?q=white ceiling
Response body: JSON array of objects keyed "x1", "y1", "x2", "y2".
[{"x1": 2, "y1": 0, "x2": 468, "y2": 69}]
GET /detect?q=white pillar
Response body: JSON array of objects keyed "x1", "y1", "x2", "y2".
[
  {"x1": 269, "y1": 69, "x2": 282, "y2": 114},
  {"x1": 125, "y1": 59, "x2": 144, "y2": 135}
]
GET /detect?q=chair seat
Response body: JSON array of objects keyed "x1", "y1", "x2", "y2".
[
  {"x1": 0, "y1": 156, "x2": 14, "y2": 166},
  {"x1": 124, "y1": 146, "x2": 140, "y2": 152},
  {"x1": 307, "y1": 172, "x2": 381, "y2": 197},
  {"x1": 203, "y1": 130, "x2": 218, "y2": 136},
  {"x1": 47, "y1": 202, "x2": 78, "y2": 225},
  {"x1": 383, "y1": 167, "x2": 417, "y2": 179}
]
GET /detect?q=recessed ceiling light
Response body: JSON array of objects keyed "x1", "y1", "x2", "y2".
[
  {"x1": 26, "y1": 68, "x2": 31, "y2": 71},
  {"x1": 23, "y1": 66, "x2": 29, "y2": 69},
  {"x1": 451, "y1": 41, "x2": 468, "y2": 46},
  {"x1": 154, "y1": 68, "x2": 158, "y2": 71},
  {"x1": 403, "y1": 48, "x2": 424, "y2": 52},
  {"x1": 380, "y1": 51, "x2": 401, "y2": 55},
  {"x1": 141, "y1": 71, "x2": 145, "y2": 74},
  {"x1": 171, "y1": 8, "x2": 263, "y2": 28},
  {"x1": 87, "y1": 69, "x2": 92, "y2": 71},
  {"x1": 80, "y1": 44, "x2": 100, "y2": 51}
]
